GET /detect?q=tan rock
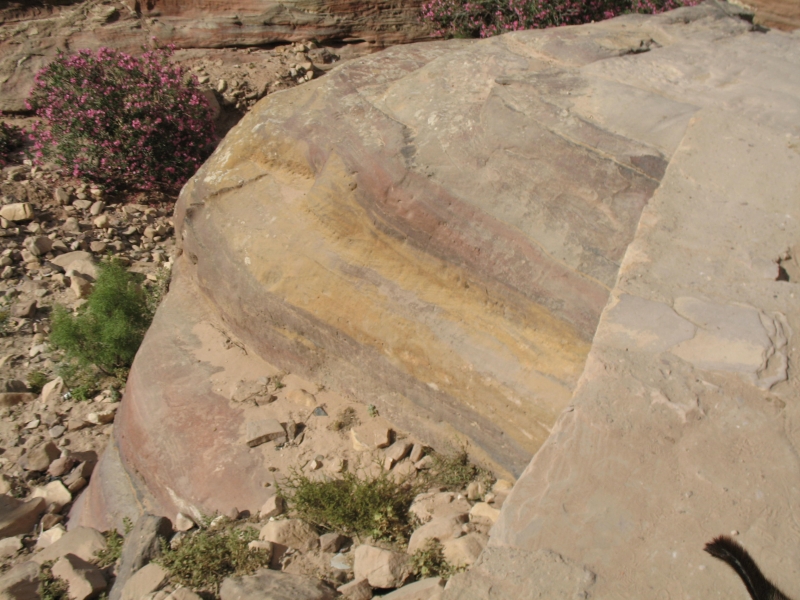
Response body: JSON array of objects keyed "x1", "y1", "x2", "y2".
[
  {"x1": 353, "y1": 545, "x2": 410, "y2": 589},
  {"x1": 468, "y1": 503, "x2": 500, "y2": 526},
  {"x1": 70, "y1": 274, "x2": 93, "y2": 299},
  {"x1": 31, "y1": 526, "x2": 107, "y2": 564},
  {"x1": 259, "y1": 519, "x2": 318, "y2": 552},
  {"x1": 287, "y1": 388, "x2": 316, "y2": 407},
  {"x1": 337, "y1": 578, "x2": 372, "y2": 600},
  {"x1": 36, "y1": 524, "x2": 67, "y2": 549},
  {"x1": 258, "y1": 495, "x2": 284, "y2": 519},
  {"x1": 0, "y1": 561, "x2": 39, "y2": 600},
  {"x1": 0, "y1": 203, "x2": 34, "y2": 222},
  {"x1": 218, "y1": 569, "x2": 334, "y2": 600},
  {"x1": 0, "y1": 496, "x2": 47, "y2": 538},
  {"x1": 409, "y1": 492, "x2": 472, "y2": 524},
  {"x1": 40, "y1": 377, "x2": 65, "y2": 404},
  {"x1": 174, "y1": 512, "x2": 196, "y2": 532},
  {"x1": 52, "y1": 554, "x2": 108, "y2": 600},
  {"x1": 441, "y1": 532, "x2": 487, "y2": 567},
  {"x1": 407, "y1": 515, "x2": 468, "y2": 555},
  {"x1": 25, "y1": 236, "x2": 52, "y2": 257},
  {"x1": 351, "y1": 425, "x2": 392, "y2": 451},
  {"x1": 120, "y1": 563, "x2": 168, "y2": 600},
  {"x1": 51, "y1": 252, "x2": 98, "y2": 280},
  {"x1": 22, "y1": 440, "x2": 60, "y2": 472},
  {"x1": 0, "y1": 535, "x2": 23, "y2": 559},
  {"x1": 165, "y1": 589, "x2": 203, "y2": 600},
  {"x1": 31, "y1": 480, "x2": 72, "y2": 511},
  {"x1": 245, "y1": 419, "x2": 286, "y2": 447},
  {"x1": 380, "y1": 577, "x2": 445, "y2": 600},
  {"x1": 384, "y1": 441, "x2": 412, "y2": 469}
]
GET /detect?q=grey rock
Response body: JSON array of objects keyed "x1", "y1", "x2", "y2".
[
  {"x1": 109, "y1": 514, "x2": 173, "y2": 600},
  {"x1": 219, "y1": 569, "x2": 334, "y2": 600},
  {"x1": 120, "y1": 563, "x2": 168, "y2": 600},
  {"x1": 0, "y1": 496, "x2": 47, "y2": 538},
  {"x1": 0, "y1": 561, "x2": 39, "y2": 600},
  {"x1": 21, "y1": 440, "x2": 60, "y2": 472},
  {"x1": 245, "y1": 419, "x2": 286, "y2": 447}
]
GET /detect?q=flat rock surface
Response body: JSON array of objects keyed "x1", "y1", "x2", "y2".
[{"x1": 445, "y1": 4, "x2": 800, "y2": 599}]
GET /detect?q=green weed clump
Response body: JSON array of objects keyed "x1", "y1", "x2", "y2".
[
  {"x1": 38, "y1": 562, "x2": 69, "y2": 600},
  {"x1": 279, "y1": 469, "x2": 421, "y2": 543},
  {"x1": 409, "y1": 539, "x2": 463, "y2": 579},
  {"x1": 95, "y1": 517, "x2": 132, "y2": 567},
  {"x1": 26, "y1": 371, "x2": 49, "y2": 395},
  {"x1": 427, "y1": 447, "x2": 494, "y2": 492},
  {"x1": 157, "y1": 525, "x2": 268, "y2": 593},
  {"x1": 50, "y1": 258, "x2": 155, "y2": 378}
]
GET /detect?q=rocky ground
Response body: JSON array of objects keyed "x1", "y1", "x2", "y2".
[{"x1": 0, "y1": 22, "x2": 506, "y2": 599}]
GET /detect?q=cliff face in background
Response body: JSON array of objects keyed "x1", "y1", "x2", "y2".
[{"x1": 0, "y1": 0, "x2": 429, "y2": 112}]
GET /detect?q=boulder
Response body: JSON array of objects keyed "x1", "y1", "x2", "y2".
[
  {"x1": 0, "y1": 496, "x2": 47, "y2": 538},
  {"x1": 336, "y1": 578, "x2": 372, "y2": 600},
  {"x1": 406, "y1": 515, "x2": 468, "y2": 554},
  {"x1": 0, "y1": 561, "x2": 39, "y2": 600},
  {"x1": 119, "y1": 563, "x2": 168, "y2": 600},
  {"x1": 109, "y1": 514, "x2": 173, "y2": 600},
  {"x1": 258, "y1": 495, "x2": 284, "y2": 519},
  {"x1": 259, "y1": 519, "x2": 318, "y2": 552},
  {"x1": 353, "y1": 545, "x2": 410, "y2": 589},
  {"x1": 380, "y1": 578, "x2": 445, "y2": 600},
  {"x1": 21, "y1": 441, "x2": 60, "y2": 472},
  {"x1": 441, "y1": 532, "x2": 487, "y2": 567},
  {"x1": 50, "y1": 252, "x2": 98, "y2": 280},
  {"x1": 218, "y1": 569, "x2": 334, "y2": 600},
  {"x1": 31, "y1": 527, "x2": 107, "y2": 565},
  {"x1": 30, "y1": 480, "x2": 72, "y2": 511},
  {"x1": 0, "y1": 535, "x2": 23, "y2": 559},
  {"x1": 51, "y1": 554, "x2": 108, "y2": 600},
  {"x1": 0, "y1": 203, "x2": 34, "y2": 222}
]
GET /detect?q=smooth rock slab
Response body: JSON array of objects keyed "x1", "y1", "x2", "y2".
[
  {"x1": 219, "y1": 569, "x2": 334, "y2": 600},
  {"x1": 0, "y1": 496, "x2": 46, "y2": 538}
]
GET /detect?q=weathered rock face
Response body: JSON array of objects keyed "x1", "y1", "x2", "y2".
[
  {"x1": 72, "y1": 4, "x2": 751, "y2": 532},
  {"x1": 443, "y1": 5, "x2": 800, "y2": 600},
  {"x1": 0, "y1": 0, "x2": 428, "y2": 112}
]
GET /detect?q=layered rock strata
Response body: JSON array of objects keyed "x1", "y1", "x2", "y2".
[{"x1": 72, "y1": 3, "x2": 755, "y2": 531}]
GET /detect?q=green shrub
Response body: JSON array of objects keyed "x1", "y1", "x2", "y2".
[
  {"x1": 279, "y1": 468, "x2": 421, "y2": 543},
  {"x1": 426, "y1": 447, "x2": 494, "y2": 492},
  {"x1": 26, "y1": 371, "x2": 49, "y2": 394},
  {"x1": 38, "y1": 562, "x2": 69, "y2": 600},
  {"x1": 157, "y1": 525, "x2": 268, "y2": 592},
  {"x1": 50, "y1": 258, "x2": 154, "y2": 377},
  {"x1": 95, "y1": 518, "x2": 132, "y2": 567},
  {"x1": 410, "y1": 539, "x2": 463, "y2": 579},
  {"x1": 56, "y1": 360, "x2": 100, "y2": 401}
]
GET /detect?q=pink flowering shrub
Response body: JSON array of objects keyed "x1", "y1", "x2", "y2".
[
  {"x1": 422, "y1": 0, "x2": 700, "y2": 38},
  {"x1": 26, "y1": 46, "x2": 215, "y2": 192}
]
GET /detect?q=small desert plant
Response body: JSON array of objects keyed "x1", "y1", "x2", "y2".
[
  {"x1": 26, "y1": 46, "x2": 215, "y2": 192},
  {"x1": 328, "y1": 406, "x2": 359, "y2": 432},
  {"x1": 426, "y1": 447, "x2": 494, "y2": 492},
  {"x1": 95, "y1": 517, "x2": 133, "y2": 567},
  {"x1": 50, "y1": 258, "x2": 154, "y2": 377},
  {"x1": 26, "y1": 371, "x2": 49, "y2": 394},
  {"x1": 279, "y1": 468, "x2": 421, "y2": 543},
  {"x1": 156, "y1": 525, "x2": 268, "y2": 593},
  {"x1": 421, "y1": 0, "x2": 701, "y2": 38},
  {"x1": 56, "y1": 360, "x2": 100, "y2": 401},
  {"x1": 38, "y1": 562, "x2": 69, "y2": 600},
  {"x1": 409, "y1": 539, "x2": 463, "y2": 579}
]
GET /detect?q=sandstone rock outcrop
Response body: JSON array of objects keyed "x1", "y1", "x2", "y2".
[
  {"x1": 73, "y1": 0, "x2": 794, "y2": 517},
  {"x1": 441, "y1": 4, "x2": 800, "y2": 599}
]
